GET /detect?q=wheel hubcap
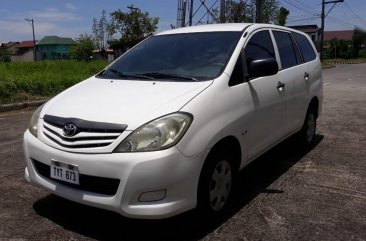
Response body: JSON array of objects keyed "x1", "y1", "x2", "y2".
[
  {"x1": 209, "y1": 160, "x2": 232, "y2": 212},
  {"x1": 306, "y1": 113, "x2": 315, "y2": 143}
]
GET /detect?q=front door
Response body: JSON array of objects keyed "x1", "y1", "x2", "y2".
[{"x1": 242, "y1": 30, "x2": 287, "y2": 160}]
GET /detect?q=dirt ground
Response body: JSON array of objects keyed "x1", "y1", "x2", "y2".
[{"x1": 0, "y1": 64, "x2": 365, "y2": 241}]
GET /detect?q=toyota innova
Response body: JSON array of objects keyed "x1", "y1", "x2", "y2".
[{"x1": 24, "y1": 23, "x2": 323, "y2": 219}]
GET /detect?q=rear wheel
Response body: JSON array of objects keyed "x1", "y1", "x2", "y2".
[{"x1": 299, "y1": 107, "x2": 317, "y2": 146}]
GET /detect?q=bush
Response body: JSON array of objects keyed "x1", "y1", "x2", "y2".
[{"x1": 325, "y1": 38, "x2": 352, "y2": 59}]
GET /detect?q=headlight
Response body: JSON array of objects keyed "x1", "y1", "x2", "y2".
[
  {"x1": 29, "y1": 104, "x2": 44, "y2": 137},
  {"x1": 114, "y1": 112, "x2": 193, "y2": 152}
]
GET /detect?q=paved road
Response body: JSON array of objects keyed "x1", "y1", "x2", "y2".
[{"x1": 0, "y1": 64, "x2": 365, "y2": 240}]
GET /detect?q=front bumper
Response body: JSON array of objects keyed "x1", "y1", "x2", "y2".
[{"x1": 23, "y1": 130, "x2": 206, "y2": 219}]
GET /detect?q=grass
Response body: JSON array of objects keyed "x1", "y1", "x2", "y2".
[{"x1": 0, "y1": 60, "x2": 108, "y2": 104}]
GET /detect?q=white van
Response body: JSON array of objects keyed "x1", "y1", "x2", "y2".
[{"x1": 24, "y1": 23, "x2": 323, "y2": 219}]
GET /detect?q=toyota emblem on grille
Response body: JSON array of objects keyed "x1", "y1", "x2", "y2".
[{"x1": 63, "y1": 124, "x2": 78, "y2": 137}]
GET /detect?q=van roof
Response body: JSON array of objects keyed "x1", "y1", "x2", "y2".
[
  {"x1": 156, "y1": 23, "x2": 299, "y2": 36},
  {"x1": 156, "y1": 23, "x2": 252, "y2": 35}
]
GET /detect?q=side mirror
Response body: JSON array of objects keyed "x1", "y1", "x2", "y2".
[{"x1": 248, "y1": 58, "x2": 278, "y2": 79}]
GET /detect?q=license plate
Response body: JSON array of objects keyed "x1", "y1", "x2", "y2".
[{"x1": 50, "y1": 160, "x2": 79, "y2": 185}]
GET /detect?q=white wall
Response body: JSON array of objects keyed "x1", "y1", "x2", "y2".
[{"x1": 11, "y1": 50, "x2": 34, "y2": 62}]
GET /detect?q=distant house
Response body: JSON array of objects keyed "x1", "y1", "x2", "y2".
[
  {"x1": 11, "y1": 40, "x2": 38, "y2": 62},
  {"x1": 324, "y1": 30, "x2": 354, "y2": 42},
  {"x1": 288, "y1": 25, "x2": 320, "y2": 43},
  {"x1": 36, "y1": 36, "x2": 76, "y2": 60},
  {"x1": 0, "y1": 42, "x2": 20, "y2": 54}
]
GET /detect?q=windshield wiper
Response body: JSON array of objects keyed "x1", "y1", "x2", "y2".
[
  {"x1": 104, "y1": 69, "x2": 154, "y2": 80},
  {"x1": 139, "y1": 72, "x2": 198, "y2": 81}
]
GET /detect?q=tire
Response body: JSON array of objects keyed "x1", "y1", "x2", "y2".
[
  {"x1": 299, "y1": 107, "x2": 317, "y2": 146},
  {"x1": 197, "y1": 149, "x2": 236, "y2": 219}
]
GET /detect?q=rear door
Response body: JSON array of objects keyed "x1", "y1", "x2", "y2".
[
  {"x1": 290, "y1": 31, "x2": 320, "y2": 129},
  {"x1": 271, "y1": 30, "x2": 307, "y2": 133}
]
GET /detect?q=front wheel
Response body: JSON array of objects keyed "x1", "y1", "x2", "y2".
[{"x1": 197, "y1": 150, "x2": 235, "y2": 218}]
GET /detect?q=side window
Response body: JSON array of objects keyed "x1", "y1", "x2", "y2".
[
  {"x1": 230, "y1": 30, "x2": 275, "y2": 85},
  {"x1": 292, "y1": 32, "x2": 317, "y2": 62},
  {"x1": 273, "y1": 31, "x2": 301, "y2": 69},
  {"x1": 244, "y1": 30, "x2": 275, "y2": 63}
]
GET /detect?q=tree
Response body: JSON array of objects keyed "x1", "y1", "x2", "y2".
[
  {"x1": 352, "y1": 28, "x2": 366, "y2": 58},
  {"x1": 225, "y1": 0, "x2": 254, "y2": 23},
  {"x1": 92, "y1": 10, "x2": 114, "y2": 50},
  {"x1": 277, "y1": 7, "x2": 289, "y2": 26},
  {"x1": 92, "y1": 18, "x2": 100, "y2": 48},
  {"x1": 224, "y1": 0, "x2": 279, "y2": 24},
  {"x1": 70, "y1": 34, "x2": 96, "y2": 61},
  {"x1": 253, "y1": 0, "x2": 279, "y2": 23},
  {"x1": 110, "y1": 8, "x2": 159, "y2": 49},
  {"x1": 0, "y1": 49, "x2": 11, "y2": 62}
]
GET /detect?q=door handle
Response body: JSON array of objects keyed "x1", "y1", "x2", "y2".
[
  {"x1": 277, "y1": 81, "x2": 285, "y2": 90},
  {"x1": 304, "y1": 72, "x2": 310, "y2": 80}
]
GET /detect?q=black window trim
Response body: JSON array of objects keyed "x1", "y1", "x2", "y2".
[
  {"x1": 290, "y1": 31, "x2": 305, "y2": 64},
  {"x1": 228, "y1": 24, "x2": 253, "y2": 87},
  {"x1": 289, "y1": 32, "x2": 304, "y2": 65}
]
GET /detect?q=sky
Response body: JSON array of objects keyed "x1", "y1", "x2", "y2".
[{"x1": 0, "y1": 0, "x2": 365, "y2": 43}]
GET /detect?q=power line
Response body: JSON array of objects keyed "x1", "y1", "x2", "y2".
[
  {"x1": 281, "y1": 0, "x2": 319, "y2": 17},
  {"x1": 292, "y1": 0, "x2": 321, "y2": 12},
  {"x1": 285, "y1": 0, "x2": 362, "y2": 29},
  {"x1": 287, "y1": 17, "x2": 319, "y2": 24},
  {"x1": 325, "y1": 3, "x2": 338, "y2": 17},
  {"x1": 199, "y1": 0, "x2": 219, "y2": 23},
  {"x1": 327, "y1": 15, "x2": 357, "y2": 28},
  {"x1": 195, "y1": 0, "x2": 219, "y2": 25},
  {"x1": 343, "y1": 1, "x2": 366, "y2": 25},
  {"x1": 190, "y1": 3, "x2": 204, "y2": 24},
  {"x1": 288, "y1": 14, "x2": 319, "y2": 18}
]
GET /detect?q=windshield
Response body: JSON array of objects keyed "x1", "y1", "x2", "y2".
[{"x1": 98, "y1": 31, "x2": 242, "y2": 81}]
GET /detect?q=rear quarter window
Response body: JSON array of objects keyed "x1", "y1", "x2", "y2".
[
  {"x1": 273, "y1": 31, "x2": 301, "y2": 69},
  {"x1": 292, "y1": 32, "x2": 317, "y2": 62}
]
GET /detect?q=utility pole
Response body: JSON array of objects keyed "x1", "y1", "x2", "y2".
[
  {"x1": 220, "y1": 0, "x2": 226, "y2": 23},
  {"x1": 255, "y1": 0, "x2": 263, "y2": 23},
  {"x1": 320, "y1": 0, "x2": 344, "y2": 60},
  {"x1": 181, "y1": 0, "x2": 187, "y2": 27},
  {"x1": 189, "y1": 0, "x2": 194, "y2": 26},
  {"x1": 25, "y1": 18, "x2": 36, "y2": 62}
]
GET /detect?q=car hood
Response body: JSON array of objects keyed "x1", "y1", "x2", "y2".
[{"x1": 42, "y1": 77, "x2": 212, "y2": 130}]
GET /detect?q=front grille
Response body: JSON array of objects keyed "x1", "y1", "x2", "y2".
[
  {"x1": 43, "y1": 115, "x2": 127, "y2": 149},
  {"x1": 32, "y1": 159, "x2": 120, "y2": 196}
]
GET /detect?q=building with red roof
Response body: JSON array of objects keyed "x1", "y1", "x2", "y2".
[
  {"x1": 324, "y1": 30, "x2": 354, "y2": 42},
  {"x1": 11, "y1": 40, "x2": 38, "y2": 62}
]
